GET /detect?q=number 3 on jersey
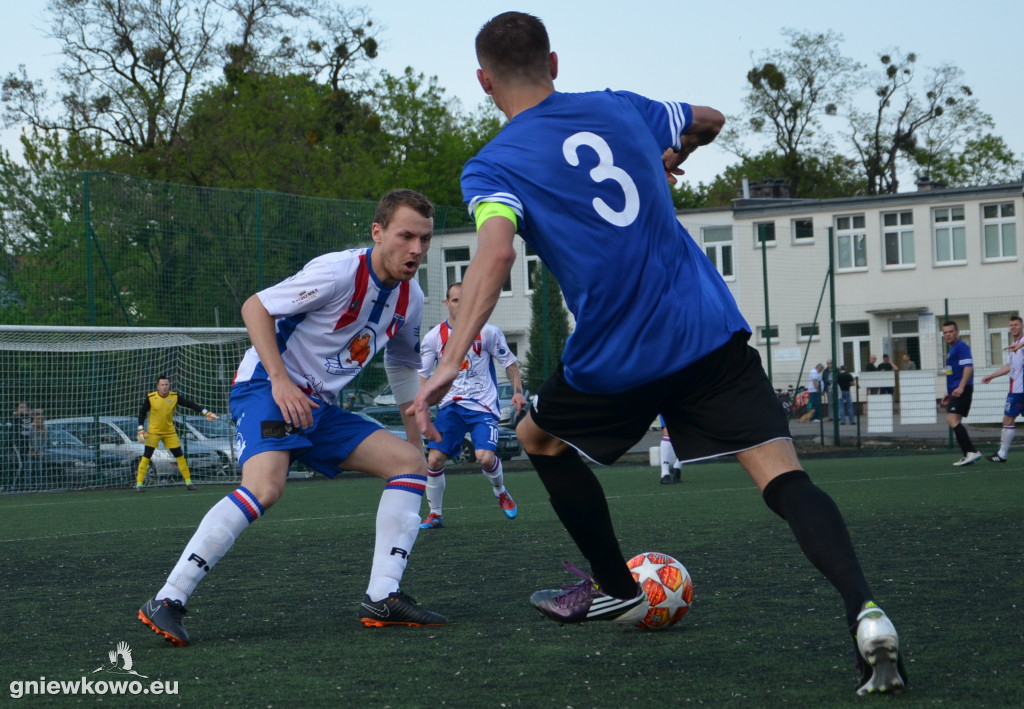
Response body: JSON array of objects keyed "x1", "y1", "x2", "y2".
[{"x1": 562, "y1": 131, "x2": 639, "y2": 227}]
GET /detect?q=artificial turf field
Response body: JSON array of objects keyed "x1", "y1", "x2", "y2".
[{"x1": 1, "y1": 452, "x2": 1021, "y2": 708}]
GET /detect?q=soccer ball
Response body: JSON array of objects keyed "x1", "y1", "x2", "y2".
[{"x1": 626, "y1": 552, "x2": 694, "y2": 630}]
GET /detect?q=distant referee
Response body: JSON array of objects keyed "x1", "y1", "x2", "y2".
[{"x1": 135, "y1": 375, "x2": 218, "y2": 491}]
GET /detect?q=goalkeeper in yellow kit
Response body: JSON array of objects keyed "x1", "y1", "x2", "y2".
[{"x1": 136, "y1": 375, "x2": 219, "y2": 492}]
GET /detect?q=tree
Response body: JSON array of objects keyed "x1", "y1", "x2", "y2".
[
  {"x1": 722, "y1": 29, "x2": 861, "y2": 197},
  {"x1": 1, "y1": 0, "x2": 380, "y2": 167},
  {"x1": 373, "y1": 68, "x2": 502, "y2": 206},
  {"x1": 847, "y1": 52, "x2": 1011, "y2": 194},
  {"x1": 523, "y1": 264, "x2": 570, "y2": 393}
]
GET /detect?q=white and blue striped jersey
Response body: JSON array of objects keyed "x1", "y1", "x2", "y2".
[
  {"x1": 419, "y1": 321, "x2": 517, "y2": 415},
  {"x1": 461, "y1": 89, "x2": 749, "y2": 395},
  {"x1": 233, "y1": 248, "x2": 423, "y2": 406}
]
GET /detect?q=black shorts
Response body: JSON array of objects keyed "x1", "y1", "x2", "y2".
[
  {"x1": 530, "y1": 331, "x2": 791, "y2": 465},
  {"x1": 947, "y1": 386, "x2": 973, "y2": 417}
]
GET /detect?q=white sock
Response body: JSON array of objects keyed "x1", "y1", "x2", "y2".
[
  {"x1": 424, "y1": 466, "x2": 445, "y2": 515},
  {"x1": 660, "y1": 437, "x2": 674, "y2": 477},
  {"x1": 999, "y1": 425, "x2": 1015, "y2": 458},
  {"x1": 365, "y1": 474, "x2": 425, "y2": 601},
  {"x1": 482, "y1": 457, "x2": 505, "y2": 495},
  {"x1": 157, "y1": 487, "x2": 264, "y2": 604}
]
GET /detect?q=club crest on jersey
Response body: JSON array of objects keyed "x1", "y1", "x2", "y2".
[
  {"x1": 386, "y1": 313, "x2": 405, "y2": 338},
  {"x1": 325, "y1": 327, "x2": 377, "y2": 375}
]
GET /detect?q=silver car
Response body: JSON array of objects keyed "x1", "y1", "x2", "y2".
[
  {"x1": 47, "y1": 416, "x2": 223, "y2": 482},
  {"x1": 183, "y1": 415, "x2": 239, "y2": 476}
]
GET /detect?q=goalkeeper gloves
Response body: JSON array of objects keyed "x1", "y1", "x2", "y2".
[
  {"x1": 202, "y1": 409, "x2": 219, "y2": 421},
  {"x1": 137, "y1": 425, "x2": 147, "y2": 443}
]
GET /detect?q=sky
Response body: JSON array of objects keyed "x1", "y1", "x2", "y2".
[{"x1": 1, "y1": 0, "x2": 1021, "y2": 190}]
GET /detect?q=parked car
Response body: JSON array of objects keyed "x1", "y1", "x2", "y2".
[
  {"x1": 182, "y1": 415, "x2": 238, "y2": 476},
  {"x1": 1, "y1": 425, "x2": 134, "y2": 490},
  {"x1": 47, "y1": 416, "x2": 223, "y2": 483},
  {"x1": 360, "y1": 405, "x2": 521, "y2": 463},
  {"x1": 497, "y1": 381, "x2": 529, "y2": 427}
]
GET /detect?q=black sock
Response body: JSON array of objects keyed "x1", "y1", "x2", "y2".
[
  {"x1": 528, "y1": 450, "x2": 637, "y2": 598},
  {"x1": 952, "y1": 424, "x2": 976, "y2": 455},
  {"x1": 762, "y1": 470, "x2": 872, "y2": 629}
]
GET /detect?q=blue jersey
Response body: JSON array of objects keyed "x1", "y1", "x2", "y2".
[
  {"x1": 461, "y1": 90, "x2": 749, "y2": 394},
  {"x1": 945, "y1": 339, "x2": 974, "y2": 393}
]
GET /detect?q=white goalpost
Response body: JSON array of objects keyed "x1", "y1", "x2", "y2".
[{"x1": 1, "y1": 326, "x2": 251, "y2": 493}]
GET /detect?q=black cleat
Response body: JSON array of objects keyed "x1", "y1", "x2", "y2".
[
  {"x1": 358, "y1": 591, "x2": 448, "y2": 627},
  {"x1": 139, "y1": 597, "x2": 189, "y2": 646},
  {"x1": 988, "y1": 453, "x2": 1007, "y2": 463}
]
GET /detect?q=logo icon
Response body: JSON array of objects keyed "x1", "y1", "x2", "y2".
[{"x1": 92, "y1": 641, "x2": 149, "y2": 679}]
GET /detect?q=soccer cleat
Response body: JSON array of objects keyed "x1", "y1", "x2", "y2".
[
  {"x1": 419, "y1": 512, "x2": 444, "y2": 530},
  {"x1": 186, "y1": 484, "x2": 198, "y2": 491},
  {"x1": 671, "y1": 467, "x2": 682, "y2": 483},
  {"x1": 659, "y1": 475, "x2": 674, "y2": 485},
  {"x1": 988, "y1": 453, "x2": 1007, "y2": 463},
  {"x1": 135, "y1": 486, "x2": 145, "y2": 493},
  {"x1": 497, "y1": 491, "x2": 518, "y2": 519},
  {"x1": 953, "y1": 451, "x2": 983, "y2": 467},
  {"x1": 853, "y1": 602, "x2": 906, "y2": 695},
  {"x1": 529, "y1": 561, "x2": 647, "y2": 624},
  {"x1": 358, "y1": 591, "x2": 448, "y2": 627},
  {"x1": 139, "y1": 597, "x2": 189, "y2": 646}
]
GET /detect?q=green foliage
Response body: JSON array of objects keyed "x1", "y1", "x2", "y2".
[
  {"x1": 523, "y1": 264, "x2": 570, "y2": 392},
  {"x1": 702, "y1": 149, "x2": 866, "y2": 204}
]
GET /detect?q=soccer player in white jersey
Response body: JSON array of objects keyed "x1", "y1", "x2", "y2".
[
  {"x1": 139, "y1": 189, "x2": 447, "y2": 645},
  {"x1": 981, "y1": 314, "x2": 1024, "y2": 462},
  {"x1": 411, "y1": 12, "x2": 904, "y2": 696},
  {"x1": 418, "y1": 282, "x2": 527, "y2": 529}
]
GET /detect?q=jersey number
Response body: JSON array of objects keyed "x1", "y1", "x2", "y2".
[{"x1": 562, "y1": 132, "x2": 639, "y2": 227}]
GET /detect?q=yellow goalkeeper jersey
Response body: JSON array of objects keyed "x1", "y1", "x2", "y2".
[{"x1": 139, "y1": 392, "x2": 204, "y2": 435}]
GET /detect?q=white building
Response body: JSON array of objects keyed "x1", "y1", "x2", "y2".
[{"x1": 425, "y1": 179, "x2": 1023, "y2": 418}]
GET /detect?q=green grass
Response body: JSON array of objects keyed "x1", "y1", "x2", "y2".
[{"x1": 1, "y1": 453, "x2": 1022, "y2": 708}]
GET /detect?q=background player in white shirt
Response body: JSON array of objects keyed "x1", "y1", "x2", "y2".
[
  {"x1": 981, "y1": 314, "x2": 1024, "y2": 462},
  {"x1": 139, "y1": 189, "x2": 447, "y2": 646},
  {"x1": 418, "y1": 282, "x2": 526, "y2": 528}
]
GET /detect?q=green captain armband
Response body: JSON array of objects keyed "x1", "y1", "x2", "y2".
[{"x1": 474, "y1": 202, "x2": 518, "y2": 231}]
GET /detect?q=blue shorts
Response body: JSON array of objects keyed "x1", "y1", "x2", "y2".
[
  {"x1": 1005, "y1": 393, "x2": 1024, "y2": 419},
  {"x1": 426, "y1": 405, "x2": 498, "y2": 458},
  {"x1": 230, "y1": 380, "x2": 383, "y2": 478}
]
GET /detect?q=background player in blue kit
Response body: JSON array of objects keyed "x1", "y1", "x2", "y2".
[
  {"x1": 941, "y1": 320, "x2": 982, "y2": 467},
  {"x1": 411, "y1": 12, "x2": 904, "y2": 696}
]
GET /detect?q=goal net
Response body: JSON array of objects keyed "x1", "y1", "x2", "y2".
[{"x1": 0, "y1": 326, "x2": 251, "y2": 493}]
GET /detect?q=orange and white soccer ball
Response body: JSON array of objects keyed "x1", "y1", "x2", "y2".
[{"x1": 626, "y1": 552, "x2": 694, "y2": 630}]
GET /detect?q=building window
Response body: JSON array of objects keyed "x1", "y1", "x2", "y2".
[
  {"x1": 444, "y1": 247, "x2": 471, "y2": 293},
  {"x1": 524, "y1": 243, "x2": 541, "y2": 293},
  {"x1": 792, "y1": 218, "x2": 814, "y2": 242},
  {"x1": 982, "y1": 203, "x2": 1017, "y2": 261},
  {"x1": 797, "y1": 323, "x2": 820, "y2": 342},
  {"x1": 934, "y1": 206, "x2": 966, "y2": 265},
  {"x1": 758, "y1": 325, "x2": 780, "y2": 345},
  {"x1": 702, "y1": 225, "x2": 734, "y2": 279},
  {"x1": 839, "y1": 321, "x2": 870, "y2": 372},
  {"x1": 416, "y1": 252, "x2": 429, "y2": 299},
  {"x1": 754, "y1": 221, "x2": 775, "y2": 247},
  {"x1": 882, "y1": 211, "x2": 915, "y2": 268},
  {"x1": 835, "y1": 215, "x2": 867, "y2": 271},
  {"x1": 987, "y1": 311, "x2": 1016, "y2": 365}
]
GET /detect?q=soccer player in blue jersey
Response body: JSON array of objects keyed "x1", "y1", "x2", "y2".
[
  {"x1": 942, "y1": 320, "x2": 982, "y2": 466},
  {"x1": 411, "y1": 12, "x2": 904, "y2": 695},
  {"x1": 139, "y1": 189, "x2": 447, "y2": 646}
]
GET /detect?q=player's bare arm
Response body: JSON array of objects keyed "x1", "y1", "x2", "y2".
[
  {"x1": 982, "y1": 364, "x2": 1010, "y2": 384},
  {"x1": 505, "y1": 362, "x2": 527, "y2": 413},
  {"x1": 411, "y1": 215, "x2": 517, "y2": 438},
  {"x1": 241, "y1": 294, "x2": 320, "y2": 428}
]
